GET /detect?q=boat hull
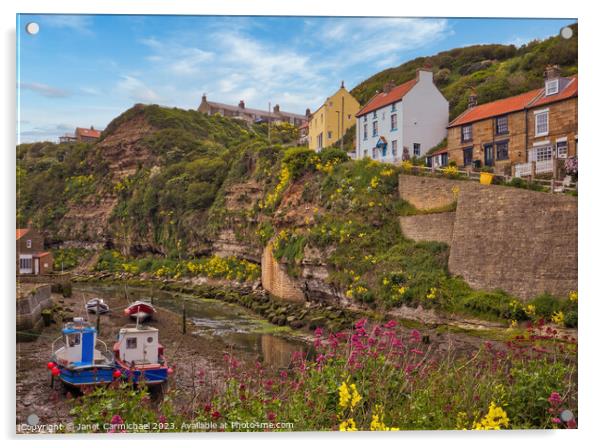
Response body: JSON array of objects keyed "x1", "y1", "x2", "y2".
[
  {"x1": 114, "y1": 359, "x2": 168, "y2": 385},
  {"x1": 56, "y1": 365, "x2": 115, "y2": 387}
]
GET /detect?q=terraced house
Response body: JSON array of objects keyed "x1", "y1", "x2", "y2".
[
  {"x1": 446, "y1": 66, "x2": 578, "y2": 176},
  {"x1": 355, "y1": 68, "x2": 449, "y2": 163}
]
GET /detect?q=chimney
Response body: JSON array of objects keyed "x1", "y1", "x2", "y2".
[
  {"x1": 201, "y1": 93, "x2": 208, "y2": 104},
  {"x1": 341, "y1": 80, "x2": 345, "y2": 89},
  {"x1": 305, "y1": 108, "x2": 311, "y2": 117},
  {"x1": 416, "y1": 65, "x2": 434, "y2": 83},
  {"x1": 544, "y1": 65, "x2": 561, "y2": 81},
  {"x1": 383, "y1": 81, "x2": 395, "y2": 94},
  {"x1": 467, "y1": 89, "x2": 478, "y2": 108},
  {"x1": 238, "y1": 100, "x2": 245, "y2": 109},
  {"x1": 90, "y1": 125, "x2": 94, "y2": 130},
  {"x1": 273, "y1": 104, "x2": 280, "y2": 113}
]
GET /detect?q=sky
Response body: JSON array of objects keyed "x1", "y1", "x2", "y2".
[{"x1": 16, "y1": 15, "x2": 576, "y2": 142}]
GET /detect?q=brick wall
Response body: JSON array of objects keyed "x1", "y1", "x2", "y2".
[
  {"x1": 398, "y1": 174, "x2": 577, "y2": 300},
  {"x1": 261, "y1": 243, "x2": 306, "y2": 302},
  {"x1": 399, "y1": 212, "x2": 456, "y2": 245}
]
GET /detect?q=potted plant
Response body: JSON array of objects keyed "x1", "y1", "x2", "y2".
[{"x1": 480, "y1": 166, "x2": 494, "y2": 185}]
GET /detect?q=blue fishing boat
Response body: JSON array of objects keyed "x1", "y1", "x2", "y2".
[
  {"x1": 113, "y1": 324, "x2": 171, "y2": 385},
  {"x1": 49, "y1": 318, "x2": 116, "y2": 387}
]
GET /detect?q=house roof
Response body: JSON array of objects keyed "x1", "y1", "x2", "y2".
[
  {"x1": 356, "y1": 79, "x2": 418, "y2": 117},
  {"x1": 206, "y1": 101, "x2": 306, "y2": 120},
  {"x1": 428, "y1": 147, "x2": 448, "y2": 157},
  {"x1": 448, "y1": 89, "x2": 543, "y2": 128},
  {"x1": 16, "y1": 228, "x2": 29, "y2": 240},
  {"x1": 76, "y1": 127, "x2": 102, "y2": 139},
  {"x1": 529, "y1": 76, "x2": 578, "y2": 108},
  {"x1": 34, "y1": 252, "x2": 51, "y2": 258},
  {"x1": 448, "y1": 75, "x2": 578, "y2": 128}
]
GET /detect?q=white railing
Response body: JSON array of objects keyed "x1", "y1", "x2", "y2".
[{"x1": 514, "y1": 159, "x2": 554, "y2": 177}]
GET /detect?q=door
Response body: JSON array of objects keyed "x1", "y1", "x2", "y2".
[
  {"x1": 484, "y1": 144, "x2": 494, "y2": 166},
  {"x1": 34, "y1": 258, "x2": 40, "y2": 275}
]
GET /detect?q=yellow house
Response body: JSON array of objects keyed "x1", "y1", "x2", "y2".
[{"x1": 308, "y1": 82, "x2": 360, "y2": 151}]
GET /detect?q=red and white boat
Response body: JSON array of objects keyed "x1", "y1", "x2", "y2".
[{"x1": 124, "y1": 300, "x2": 156, "y2": 322}]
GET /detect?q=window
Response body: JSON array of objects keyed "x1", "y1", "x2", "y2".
[
  {"x1": 496, "y1": 141, "x2": 509, "y2": 160},
  {"x1": 461, "y1": 125, "x2": 472, "y2": 142},
  {"x1": 441, "y1": 153, "x2": 449, "y2": 166},
  {"x1": 26, "y1": 239, "x2": 32, "y2": 248},
  {"x1": 363, "y1": 124, "x2": 368, "y2": 140},
  {"x1": 392, "y1": 140, "x2": 398, "y2": 157},
  {"x1": 147, "y1": 336, "x2": 154, "y2": 343},
  {"x1": 327, "y1": 131, "x2": 332, "y2": 139},
  {"x1": 372, "y1": 121, "x2": 378, "y2": 137},
  {"x1": 535, "y1": 111, "x2": 549, "y2": 136},
  {"x1": 126, "y1": 337, "x2": 137, "y2": 349},
  {"x1": 317, "y1": 133, "x2": 323, "y2": 149},
  {"x1": 373, "y1": 111, "x2": 377, "y2": 119},
  {"x1": 19, "y1": 257, "x2": 32, "y2": 270},
  {"x1": 67, "y1": 333, "x2": 81, "y2": 347},
  {"x1": 391, "y1": 103, "x2": 397, "y2": 112},
  {"x1": 535, "y1": 145, "x2": 553, "y2": 162},
  {"x1": 495, "y1": 116, "x2": 508, "y2": 135},
  {"x1": 363, "y1": 115, "x2": 367, "y2": 122},
  {"x1": 556, "y1": 140, "x2": 568, "y2": 159},
  {"x1": 391, "y1": 114, "x2": 398, "y2": 131},
  {"x1": 463, "y1": 147, "x2": 473, "y2": 167},
  {"x1": 545, "y1": 79, "x2": 559, "y2": 96},
  {"x1": 413, "y1": 143, "x2": 421, "y2": 156}
]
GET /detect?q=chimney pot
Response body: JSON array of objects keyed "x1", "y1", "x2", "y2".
[
  {"x1": 544, "y1": 64, "x2": 561, "y2": 80},
  {"x1": 383, "y1": 81, "x2": 395, "y2": 94},
  {"x1": 273, "y1": 104, "x2": 280, "y2": 113},
  {"x1": 467, "y1": 89, "x2": 478, "y2": 108},
  {"x1": 238, "y1": 100, "x2": 245, "y2": 109},
  {"x1": 341, "y1": 80, "x2": 345, "y2": 89},
  {"x1": 305, "y1": 108, "x2": 311, "y2": 117}
]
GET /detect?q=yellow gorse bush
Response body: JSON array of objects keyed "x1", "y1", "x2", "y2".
[
  {"x1": 370, "y1": 405, "x2": 399, "y2": 431},
  {"x1": 339, "y1": 418, "x2": 357, "y2": 431}
]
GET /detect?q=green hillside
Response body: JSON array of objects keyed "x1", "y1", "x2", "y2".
[{"x1": 351, "y1": 23, "x2": 577, "y2": 119}]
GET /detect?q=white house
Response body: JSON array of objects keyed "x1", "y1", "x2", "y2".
[{"x1": 355, "y1": 68, "x2": 449, "y2": 163}]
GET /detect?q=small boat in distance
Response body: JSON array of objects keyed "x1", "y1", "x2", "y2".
[
  {"x1": 50, "y1": 318, "x2": 115, "y2": 387},
  {"x1": 86, "y1": 298, "x2": 110, "y2": 315},
  {"x1": 124, "y1": 300, "x2": 156, "y2": 322},
  {"x1": 113, "y1": 324, "x2": 170, "y2": 385}
]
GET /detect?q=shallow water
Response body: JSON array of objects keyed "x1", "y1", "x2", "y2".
[{"x1": 75, "y1": 283, "x2": 309, "y2": 368}]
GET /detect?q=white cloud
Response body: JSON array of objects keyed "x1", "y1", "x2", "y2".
[
  {"x1": 19, "y1": 82, "x2": 70, "y2": 98},
  {"x1": 116, "y1": 75, "x2": 160, "y2": 103},
  {"x1": 40, "y1": 15, "x2": 94, "y2": 35},
  {"x1": 140, "y1": 37, "x2": 214, "y2": 76}
]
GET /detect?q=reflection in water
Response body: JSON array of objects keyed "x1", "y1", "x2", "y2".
[{"x1": 75, "y1": 284, "x2": 310, "y2": 368}]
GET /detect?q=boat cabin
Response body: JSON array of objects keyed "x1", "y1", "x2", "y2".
[
  {"x1": 55, "y1": 318, "x2": 99, "y2": 366},
  {"x1": 117, "y1": 325, "x2": 161, "y2": 364}
]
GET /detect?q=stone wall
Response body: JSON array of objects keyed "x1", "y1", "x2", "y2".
[
  {"x1": 261, "y1": 243, "x2": 305, "y2": 302},
  {"x1": 398, "y1": 174, "x2": 577, "y2": 300},
  {"x1": 399, "y1": 212, "x2": 456, "y2": 245},
  {"x1": 399, "y1": 174, "x2": 475, "y2": 210},
  {"x1": 16, "y1": 284, "x2": 52, "y2": 333}
]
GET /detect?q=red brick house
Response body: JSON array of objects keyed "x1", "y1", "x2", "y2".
[
  {"x1": 446, "y1": 66, "x2": 577, "y2": 177},
  {"x1": 59, "y1": 126, "x2": 102, "y2": 144},
  {"x1": 16, "y1": 228, "x2": 53, "y2": 275}
]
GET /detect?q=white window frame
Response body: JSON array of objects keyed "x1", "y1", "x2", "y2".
[
  {"x1": 391, "y1": 113, "x2": 397, "y2": 131},
  {"x1": 26, "y1": 239, "x2": 32, "y2": 249},
  {"x1": 363, "y1": 123, "x2": 368, "y2": 141},
  {"x1": 462, "y1": 125, "x2": 472, "y2": 142},
  {"x1": 534, "y1": 145, "x2": 553, "y2": 162},
  {"x1": 545, "y1": 79, "x2": 559, "y2": 96},
  {"x1": 413, "y1": 143, "x2": 421, "y2": 156},
  {"x1": 534, "y1": 109, "x2": 549, "y2": 137},
  {"x1": 556, "y1": 137, "x2": 568, "y2": 159},
  {"x1": 372, "y1": 121, "x2": 378, "y2": 137},
  {"x1": 392, "y1": 140, "x2": 398, "y2": 156}
]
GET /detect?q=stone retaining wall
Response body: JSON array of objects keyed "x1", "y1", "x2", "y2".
[
  {"x1": 261, "y1": 243, "x2": 305, "y2": 302},
  {"x1": 399, "y1": 212, "x2": 456, "y2": 245},
  {"x1": 16, "y1": 284, "x2": 52, "y2": 333}
]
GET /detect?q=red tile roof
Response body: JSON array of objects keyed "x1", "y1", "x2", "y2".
[
  {"x1": 448, "y1": 89, "x2": 543, "y2": 128},
  {"x1": 356, "y1": 79, "x2": 418, "y2": 117},
  {"x1": 76, "y1": 127, "x2": 102, "y2": 139},
  {"x1": 16, "y1": 228, "x2": 29, "y2": 240},
  {"x1": 35, "y1": 252, "x2": 51, "y2": 258},
  {"x1": 449, "y1": 75, "x2": 578, "y2": 128},
  {"x1": 429, "y1": 147, "x2": 448, "y2": 157},
  {"x1": 530, "y1": 76, "x2": 577, "y2": 108}
]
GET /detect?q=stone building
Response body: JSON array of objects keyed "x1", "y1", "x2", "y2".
[
  {"x1": 59, "y1": 126, "x2": 102, "y2": 144},
  {"x1": 16, "y1": 228, "x2": 53, "y2": 275},
  {"x1": 446, "y1": 66, "x2": 578, "y2": 176},
  {"x1": 198, "y1": 94, "x2": 308, "y2": 126}
]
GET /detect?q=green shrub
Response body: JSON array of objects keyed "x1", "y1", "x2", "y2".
[
  {"x1": 529, "y1": 293, "x2": 563, "y2": 319},
  {"x1": 564, "y1": 310, "x2": 578, "y2": 328}
]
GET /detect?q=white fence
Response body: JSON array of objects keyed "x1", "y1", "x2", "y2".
[{"x1": 514, "y1": 159, "x2": 554, "y2": 178}]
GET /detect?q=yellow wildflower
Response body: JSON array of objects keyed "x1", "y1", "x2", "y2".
[
  {"x1": 426, "y1": 287, "x2": 437, "y2": 300},
  {"x1": 524, "y1": 304, "x2": 536, "y2": 317},
  {"x1": 338, "y1": 381, "x2": 362, "y2": 410},
  {"x1": 370, "y1": 405, "x2": 399, "y2": 431},
  {"x1": 473, "y1": 402, "x2": 510, "y2": 430},
  {"x1": 551, "y1": 310, "x2": 565, "y2": 325},
  {"x1": 569, "y1": 291, "x2": 578, "y2": 303},
  {"x1": 339, "y1": 418, "x2": 357, "y2": 431}
]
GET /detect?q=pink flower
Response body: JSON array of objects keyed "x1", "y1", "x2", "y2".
[
  {"x1": 548, "y1": 391, "x2": 563, "y2": 407},
  {"x1": 410, "y1": 329, "x2": 421, "y2": 343},
  {"x1": 384, "y1": 320, "x2": 397, "y2": 329},
  {"x1": 551, "y1": 417, "x2": 561, "y2": 424},
  {"x1": 267, "y1": 411, "x2": 276, "y2": 422},
  {"x1": 110, "y1": 414, "x2": 123, "y2": 425},
  {"x1": 314, "y1": 327, "x2": 323, "y2": 337}
]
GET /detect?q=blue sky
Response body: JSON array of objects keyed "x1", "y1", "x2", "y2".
[{"x1": 16, "y1": 15, "x2": 576, "y2": 142}]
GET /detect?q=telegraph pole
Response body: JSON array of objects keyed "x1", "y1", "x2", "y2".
[{"x1": 268, "y1": 101, "x2": 271, "y2": 145}]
